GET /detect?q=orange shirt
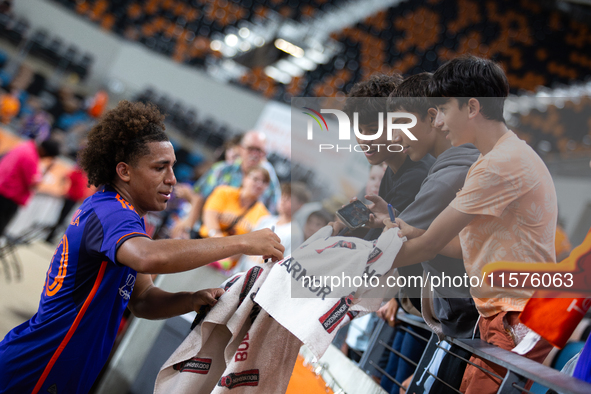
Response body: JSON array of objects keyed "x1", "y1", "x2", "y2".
[
  {"x1": 450, "y1": 131, "x2": 557, "y2": 317},
  {"x1": 200, "y1": 185, "x2": 269, "y2": 238}
]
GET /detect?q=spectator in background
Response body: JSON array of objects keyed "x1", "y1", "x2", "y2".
[
  {"x1": 47, "y1": 85, "x2": 76, "y2": 127},
  {"x1": 0, "y1": 138, "x2": 60, "y2": 236},
  {"x1": 289, "y1": 181, "x2": 311, "y2": 216},
  {"x1": 222, "y1": 133, "x2": 243, "y2": 164},
  {"x1": 0, "y1": 0, "x2": 12, "y2": 15},
  {"x1": 5, "y1": 64, "x2": 33, "y2": 119},
  {"x1": 383, "y1": 56, "x2": 557, "y2": 394},
  {"x1": 199, "y1": 166, "x2": 271, "y2": 271},
  {"x1": 342, "y1": 73, "x2": 434, "y2": 241},
  {"x1": 375, "y1": 72, "x2": 479, "y2": 393},
  {"x1": 366, "y1": 163, "x2": 387, "y2": 197},
  {"x1": 18, "y1": 109, "x2": 52, "y2": 142},
  {"x1": 170, "y1": 130, "x2": 281, "y2": 238},
  {"x1": 303, "y1": 209, "x2": 333, "y2": 240},
  {"x1": 357, "y1": 163, "x2": 387, "y2": 205},
  {"x1": 235, "y1": 182, "x2": 306, "y2": 273},
  {"x1": 293, "y1": 194, "x2": 347, "y2": 232},
  {"x1": 0, "y1": 90, "x2": 19, "y2": 124},
  {"x1": 333, "y1": 74, "x2": 434, "y2": 376},
  {"x1": 53, "y1": 93, "x2": 89, "y2": 132},
  {"x1": 44, "y1": 163, "x2": 94, "y2": 243}
]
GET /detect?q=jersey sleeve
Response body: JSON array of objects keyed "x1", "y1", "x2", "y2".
[
  {"x1": 450, "y1": 161, "x2": 518, "y2": 217},
  {"x1": 88, "y1": 205, "x2": 150, "y2": 266}
]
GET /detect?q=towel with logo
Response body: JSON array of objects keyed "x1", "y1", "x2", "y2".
[
  {"x1": 155, "y1": 264, "x2": 302, "y2": 394},
  {"x1": 154, "y1": 226, "x2": 403, "y2": 393},
  {"x1": 254, "y1": 225, "x2": 403, "y2": 358}
]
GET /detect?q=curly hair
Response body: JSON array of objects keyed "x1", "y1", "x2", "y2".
[{"x1": 79, "y1": 100, "x2": 168, "y2": 187}]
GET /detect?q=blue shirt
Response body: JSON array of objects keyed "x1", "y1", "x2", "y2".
[
  {"x1": 574, "y1": 334, "x2": 591, "y2": 385},
  {"x1": 0, "y1": 185, "x2": 149, "y2": 394}
]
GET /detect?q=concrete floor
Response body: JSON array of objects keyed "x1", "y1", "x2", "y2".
[{"x1": 0, "y1": 240, "x2": 56, "y2": 339}]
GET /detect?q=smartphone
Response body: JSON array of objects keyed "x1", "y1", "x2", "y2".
[{"x1": 336, "y1": 200, "x2": 371, "y2": 229}]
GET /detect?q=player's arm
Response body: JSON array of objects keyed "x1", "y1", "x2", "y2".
[
  {"x1": 127, "y1": 273, "x2": 224, "y2": 320},
  {"x1": 116, "y1": 228, "x2": 284, "y2": 274},
  {"x1": 387, "y1": 206, "x2": 473, "y2": 268}
]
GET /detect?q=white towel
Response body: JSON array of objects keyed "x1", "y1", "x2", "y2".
[
  {"x1": 155, "y1": 265, "x2": 302, "y2": 394},
  {"x1": 255, "y1": 225, "x2": 404, "y2": 358},
  {"x1": 154, "y1": 226, "x2": 405, "y2": 393}
]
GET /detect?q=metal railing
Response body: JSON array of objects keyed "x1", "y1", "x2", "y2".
[{"x1": 354, "y1": 312, "x2": 591, "y2": 394}]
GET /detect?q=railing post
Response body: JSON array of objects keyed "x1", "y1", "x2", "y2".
[
  {"x1": 406, "y1": 333, "x2": 438, "y2": 393},
  {"x1": 497, "y1": 370, "x2": 529, "y2": 394},
  {"x1": 358, "y1": 319, "x2": 395, "y2": 376}
]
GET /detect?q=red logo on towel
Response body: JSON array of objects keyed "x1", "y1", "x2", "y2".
[
  {"x1": 218, "y1": 369, "x2": 260, "y2": 388},
  {"x1": 224, "y1": 275, "x2": 241, "y2": 291},
  {"x1": 173, "y1": 357, "x2": 212, "y2": 374},
  {"x1": 239, "y1": 266, "x2": 263, "y2": 308},
  {"x1": 367, "y1": 247, "x2": 383, "y2": 265},
  {"x1": 315, "y1": 240, "x2": 357, "y2": 254},
  {"x1": 319, "y1": 295, "x2": 354, "y2": 333}
]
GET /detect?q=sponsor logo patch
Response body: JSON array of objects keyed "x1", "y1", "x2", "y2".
[
  {"x1": 249, "y1": 290, "x2": 261, "y2": 323},
  {"x1": 173, "y1": 357, "x2": 212, "y2": 374},
  {"x1": 238, "y1": 266, "x2": 263, "y2": 307},
  {"x1": 319, "y1": 295, "x2": 354, "y2": 333},
  {"x1": 217, "y1": 369, "x2": 260, "y2": 388},
  {"x1": 367, "y1": 247, "x2": 383, "y2": 265},
  {"x1": 224, "y1": 275, "x2": 241, "y2": 291}
]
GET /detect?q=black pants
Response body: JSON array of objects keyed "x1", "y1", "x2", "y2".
[{"x1": 0, "y1": 194, "x2": 19, "y2": 237}]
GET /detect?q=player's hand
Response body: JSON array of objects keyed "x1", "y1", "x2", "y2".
[
  {"x1": 191, "y1": 287, "x2": 225, "y2": 311},
  {"x1": 377, "y1": 298, "x2": 399, "y2": 327},
  {"x1": 364, "y1": 195, "x2": 389, "y2": 228},
  {"x1": 329, "y1": 220, "x2": 346, "y2": 236},
  {"x1": 240, "y1": 229, "x2": 285, "y2": 262}
]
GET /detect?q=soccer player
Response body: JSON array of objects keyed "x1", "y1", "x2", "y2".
[{"x1": 0, "y1": 101, "x2": 284, "y2": 394}]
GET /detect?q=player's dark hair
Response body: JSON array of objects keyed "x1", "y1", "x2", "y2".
[
  {"x1": 428, "y1": 55, "x2": 509, "y2": 122},
  {"x1": 388, "y1": 72, "x2": 433, "y2": 120},
  {"x1": 79, "y1": 100, "x2": 168, "y2": 187},
  {"x1": 343, "y1": 74, "x2": 403, "y2": 125}
]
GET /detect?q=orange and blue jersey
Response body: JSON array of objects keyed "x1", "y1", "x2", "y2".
[{"x1": 0, "y1": 185, "x2": 150, "y2": 394}]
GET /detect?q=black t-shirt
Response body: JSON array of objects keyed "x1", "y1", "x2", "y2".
[{"x1": 364, "y1": 155, "x2": 435, "y2": 241}]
